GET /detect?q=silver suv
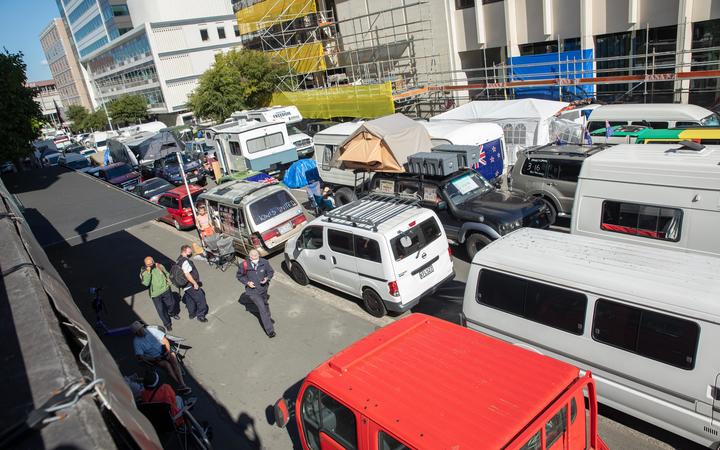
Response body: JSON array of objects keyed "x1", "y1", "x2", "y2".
[{"x1": 509, "y1": 144, "x2": 607, "y2": 222}]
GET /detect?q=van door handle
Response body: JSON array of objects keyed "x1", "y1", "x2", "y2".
[
  {"x1": 332, "y1": 256, "x2": 337, "y2": 264},
  {"x1": 545, "y1": 182, "x2": 556, "y2": 186},
  {"x1": 319, "y1": 255, "x2": 326, "y2": 260}
]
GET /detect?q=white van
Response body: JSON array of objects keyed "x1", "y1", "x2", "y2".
[
  {"x1": 232, "y1": 106, "x2": 314, "y2": 157},
  {"x1": 284, "y1": 195, "x2": 455, "y2": 317},
  {"x1": 206, "y1": 119, "x2": 298, "y2": 174},
  {"x1": 571, "y1": 144, "x2": 720, "y2": 257},
  {"x1": 586, "y1": 103, "x2": 719, "y2": 133},
  {"x1": 312, "y1": 121, "x2": 364, "y2": 200},
  {"x1": 462, "y1": 228, "x2": 720, "y2": 447}
]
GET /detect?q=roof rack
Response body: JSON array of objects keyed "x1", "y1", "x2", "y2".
[
  {"x1": 324, "y1": 193, "x2": 420, "y2": 231},
  {"x1": 525, "y1": 143, "x2": 609, "y2": 158}
]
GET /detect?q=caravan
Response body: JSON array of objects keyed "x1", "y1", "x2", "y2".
[{"x1": 232, "y1": 106, "x2": 314, "y2": 157}]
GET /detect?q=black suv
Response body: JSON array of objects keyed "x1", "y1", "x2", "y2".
[
  {"x1": 151, "y1": 153, "x2": 206, "y2": 186},
  {"x1": 370, "y1": 169, "x2": 551, "y2": 258}
]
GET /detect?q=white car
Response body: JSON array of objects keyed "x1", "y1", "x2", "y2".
[{"x1": 284, "y1": 195, "x2": 455, "y2": 317}]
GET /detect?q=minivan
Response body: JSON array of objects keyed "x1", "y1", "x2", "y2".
[
  {"x1": 462, "y1": 228, "x2": 720, "y2": 447},
  {"x1": 284, "y1": 195, "x2": 454, "y2": 317},
  {"x1": 199, "y1": 180, "x2": 307, "y2": 257},
  {"x1": 586, "y1": 103, "x2": 719, "y2": 132},
  {"x1": 273, "y1": 313, "x2": 609, "y2": 450},
  {"x1": 571, "y1": 143, "x2": 720, "y2": 256}
]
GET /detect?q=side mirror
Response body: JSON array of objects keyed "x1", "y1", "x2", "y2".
[
  {"x1": 273, "y1": 398, "x2": 290, "y2": 428},
  {"x1": 437, "y1": 201, "x2": 447, "y2": 211}
]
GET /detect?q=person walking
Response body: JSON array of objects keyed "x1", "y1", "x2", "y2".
[
  {"x1": 178, "y1": 245, "x2": 208, "y2": 322},
  {"x1": 237, "y1": 249, "x2": 275, "y2": 338},
  {"x1": 140, "y1": 256, "x2": 179, "y2": 331}
]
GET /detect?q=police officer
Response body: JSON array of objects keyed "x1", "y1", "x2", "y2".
[
  {"x1": 178, "y1": 244, "x2": 208, "y2": 322},
  {"x1": 237, "y1": 249, "x2": 275, "y2": 337}
]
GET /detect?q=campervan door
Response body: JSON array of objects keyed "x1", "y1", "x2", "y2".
[{"x1": 313, "y1": 121, "x2": 363, "y2": 188}]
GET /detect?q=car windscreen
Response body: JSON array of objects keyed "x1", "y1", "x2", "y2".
[
  {"x1": 390, "y1": 217, "x2": 442, "y2": 261},
  {"x1": 166, "y1": 153, "x2": 196, "y2": 165},
  {"x1": 444, "y1": 173, "x2": 492, "y2": 206},
  {"x1": 248, "y1": 190, "x2": 298, "y2": 225},
  {"x1": 701, "y1": 113, "x2": 720, "y2": 126},
  {"x1": 105, "y1": 165, "x2": 131, "y2": 179},
  {"x1": 143, "y1": 179, "x2": 172, "y2": 194},
  {"x1": 180, "y1": 191, "x2": 202, "y2": 209},
  {"x1": 66, "y1": 158, "x2": 91, "y2": 169}
]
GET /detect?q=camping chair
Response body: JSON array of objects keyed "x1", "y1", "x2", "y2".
[{"x1": 138, "y1": 401, "x2": 212, "y2": 450}]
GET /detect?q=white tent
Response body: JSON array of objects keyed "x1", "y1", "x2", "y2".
[{"x1": 430, "y1": 99, "x2": 569, "y2": 165}]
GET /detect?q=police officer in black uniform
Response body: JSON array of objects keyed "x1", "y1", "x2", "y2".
[{"x1": 237, "y1": 249, "x2": 275, "y2": 337}]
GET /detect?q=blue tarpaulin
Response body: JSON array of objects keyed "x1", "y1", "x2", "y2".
[
  {"x1": 283, "y1": 158, "x2": 320, "y2": 188},
  {"x1": 509, "y1": 49, "x2": 594, "y2": 101}
]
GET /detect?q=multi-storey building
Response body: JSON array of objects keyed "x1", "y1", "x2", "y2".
[
  {"x1": 39, "y1": 18, "x2": 93, "y2": 109},
  {"x1": 27, "y1": 80, "x2": 64, "y2": 126},
  {"x1": 54, "y1": 0, "x2": 133, "y2": 59}
]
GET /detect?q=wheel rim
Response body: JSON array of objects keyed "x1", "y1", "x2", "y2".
[
  {"x1": 292, "y1": 264, "x2": 306, "y2": 283},
  {"x1": 541, "y1": 199, "x2": 557, "y2": 222},
  {"x1": 364, "y1": 291, "x2": 384, "y2": 316},
  {"x1": 174, "y1": 220, "x2": 180, "y2": 230}
]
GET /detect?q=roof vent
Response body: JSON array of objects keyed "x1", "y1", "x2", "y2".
[{"x1": 666, "y1": 140, "x2": 705, "y2": 153}]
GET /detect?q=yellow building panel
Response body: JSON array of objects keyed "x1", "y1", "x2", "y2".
[
  {"x1": 272, "y1": 42, "x2": 326, "y2": 74},
  {"x1": 271, "y1": 82, "x2": 395, "y2": 119},
  {"x1": 236, "y1": 0, "x2": 317, "y2": 35}
]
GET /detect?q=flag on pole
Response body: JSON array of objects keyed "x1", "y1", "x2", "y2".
[{"x1": 53, "y1": 100, "x2": 64, "y2": 124}]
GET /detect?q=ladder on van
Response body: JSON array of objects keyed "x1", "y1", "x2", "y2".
[{"x1": 324, "y1": 193, "x2": 420, "y2": 232}]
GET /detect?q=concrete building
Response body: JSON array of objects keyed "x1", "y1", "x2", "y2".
[
  {"x1": 54, "y1": 0, "x2": 133, "y2": 59},
  {"x1": 28, "y1": 80, "x2": 64, "y2": 126},
  {"x1": 39, "y1": 18, "x2": 93, "y2": 109},
  {"x1": 76, "y1": 0, "x2": 242, "y2": 121}
]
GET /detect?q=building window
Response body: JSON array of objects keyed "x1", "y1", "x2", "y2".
[
  {"x1": 233, "y1": 24, "x2": 241, "y2": 37},
  {"x1": 600, "y1": 201, "x2": 682, "y2": 241},
  {"x1": 217, "y1": 26, "x2": 226, "y2": 39},
  {"x1": 455, "y1": 0, "x2": 474, "y2": 9},
  {"x1": 111, "y1": 4, "x2": 129, "y2": 16},
  {"x1": 200, "y1": 29, "x2": 209, "y2": 41}
]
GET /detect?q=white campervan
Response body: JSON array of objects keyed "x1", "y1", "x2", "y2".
[
  {"x1": 586, "y1": 103, "x2": 719, "y2": 133},
  {"x1": 313, "y1": 121, "x2": 364, "y2": 198},
  {"x1": 571, "y1": 144, "x2": 720, "y2": 256},
  {"x1": 233, "y1": 106, "x2": 314, "y2": 157},
  {"x1": 462, "y1": 228, "x2": 720, "y2": 447},
  {"x1": 284, "y1": 195, "x2": 454, "y2": 317},
  {"x1": 207, "y1": 120, "x2": 298, "y2": 174}
]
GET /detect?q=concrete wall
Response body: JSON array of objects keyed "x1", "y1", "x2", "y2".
[{"x1": 126, "y1": 0, "x2": 232, "y2": 23}]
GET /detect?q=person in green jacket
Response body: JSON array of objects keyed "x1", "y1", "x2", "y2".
[{"x1": 140, "y1": 256, "x2": 179, "y2": 330}]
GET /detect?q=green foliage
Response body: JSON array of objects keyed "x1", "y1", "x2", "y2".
[
  {"x1": 187, "y1": 49, "x2": 288, "y2": 123},
  {"x1": 0, "y1": 50, "x2": 43, "y2": 162},
  {"x1": 108, "y1": 94, "x2": 148, "y2": 126},
  {"x1": 67, "y1": 104, "x2": 90, "y2": 133},
  {"x1": 83, "y1": 109, "x2": 109, "y2": 131}
]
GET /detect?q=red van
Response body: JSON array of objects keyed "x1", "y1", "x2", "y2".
[
  {"x1": 155, "y1": 185, "x2": 203, "y2": 230},
  {"x1": 274, "y1": 314, "x2": 609, "y2": 450}
]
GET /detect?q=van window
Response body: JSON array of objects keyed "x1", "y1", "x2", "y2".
[
  {"x1": 545, "y1": 405, "x2": 567, "y2": 448},
  {"x1": 588, "y1": 121, "x2": 624, "y2": 132},
  {"x1": 519, "y1": 431, "x2": 541, "y2": 450},
  {"x1": 547, "y1": 159, "x2": 583, "y2": 182},
  {"x1": 675, "y1": 121, "x2": 701, "y2": 127},
  {"x1": 301, "y1": 226, "x2": 323, "y2": 249},
  {"x1": 631, "y1": 121, "x2": 669, "y2": 129},
  {"x1": 180, "y1": 191, "x2": 202, "y2": 209},
  {"x1": 229, "y1": 141, "x2": 242, "y2": 156},
  {"x1": 300, "y1": 386, "x2": 358, "y2": 450},
  {"x1": 158, "y1": 195, "x2": 177, "y2": 209},
  {"x1": 601, "y1": 201, "x2": 682, "y2": 242},
  {"x1": 522, "y1": 158, "x2": 548, "y2": 177},
  {"x1": 354, "y1": 235, "x2": 381, "y2": 263},
  {"x1": 390, "y1": 217, "x2": 442, "y2": 261},
  {"x1": 321, "y1": 145, "x2": 335, "y2": 171},
  {"x1": 249, "y1": 190, "x2": 298, "y2": 225},
  {"x1": 592, "y1": 299, "x2": 699, "y2": 369},
  {"x1": 328, "y1": 229, "x2": 354, "y2": 255},
  {"x1": 477, "y1": 270, "x2": 587, "y2": 335},
  {"x1": 379, "y1": 432, "x2": 410, "y2": 450},
  {"x1": 246, "y1": 132, "x2": 284, "y2": 154}
]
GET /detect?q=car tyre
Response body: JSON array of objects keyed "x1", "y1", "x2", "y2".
[
  {"x1": 539, "y1": 197, "x2": 557, "y2": 225},
  {"x1": 334, "y1": 187, "x2": 357, "y2": 206},
  {"x1": 290, "y1": 261, "x2": 310, "y2": 286},
  {"x1": 465, "y1": 233, "x2": 492, "y2": 260},
  {"x1": 173, "y1": 220, "x2": 182, "y2": 230},
  {"x1": 362, "y1": 288, "x2": 387, "y2": 318}
]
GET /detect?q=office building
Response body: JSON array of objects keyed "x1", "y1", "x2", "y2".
[
  {"x1": 39, "y1": 18, "x2": 93, "y2": 109},
  {"x1": 27, "y1": 80, "x2": 64, "y2": 126},
  {"x1": 54, "y1": 0, "x2": 133, "y2": 59}
]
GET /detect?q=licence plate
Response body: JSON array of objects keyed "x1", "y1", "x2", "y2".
[
  {"x1": 278, "y1": 222, "x2": 292, "y2": 234},
  {"x1": 189, "y1": 177, "x2": 197, "y2": 183},
  {"x1": 419, "y1": 265, "x2": 434, "y2": 279}
]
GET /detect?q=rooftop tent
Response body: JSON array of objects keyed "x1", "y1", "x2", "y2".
[
  {"x1": 430, "y1": 99, "x2": 569, "y2": 164},
  {"x1": 135, "y1": 130, "x2": 183, "y2": 162},
  {"x1": 333, "y1": 113, "x2": 432, "y2": 172}
]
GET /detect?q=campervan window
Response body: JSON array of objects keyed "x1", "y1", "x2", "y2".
[
  {"x1": 321, "y1": 145, "x2": 336, "y2": 171},
  {"x1": 592, "y1": 299, "x2": 699, "y2": 369},
  {"x1": 476, "y1": 269, "x2": 587, "y2": 335},
  {"x1": 588, "y1": 121, "x2": 624, "y2": 132},
  {"x1": 247, "y1": 132, "x2": 284, "y2": 154},
  {"x1": 229, "y1": 141, "x2": 242, "y2": 156},
  {"x1": 248, "y1": 190, "x2": 297, "y2": 225},
  {"x1": 632, "y1": 121, "x2": 669, "y2": 129},
  {"x1": 601, "y1": 201, "x2": 682, "y2": 242}
]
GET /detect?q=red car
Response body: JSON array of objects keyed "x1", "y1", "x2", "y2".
[{"x1": 155, "y1": 185, "x2": 203, "y2": 230}]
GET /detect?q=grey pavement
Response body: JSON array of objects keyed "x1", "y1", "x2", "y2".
[{"x1": 47, "y1": 207, "x2": 701, "y2": 449}]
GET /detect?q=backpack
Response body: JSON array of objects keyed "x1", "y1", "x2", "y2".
[{"x1": 169, "y1": 258, "x2": 188, "y2": 288}]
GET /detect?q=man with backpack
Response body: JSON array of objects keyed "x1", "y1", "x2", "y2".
[
  {"x1": 237, "y1": 249, "x2": 275, "y2": 338},
  {"x1": 140, "y1": 256, "x2": 179, "y2": 330},
  {"x1": 171, "y1": 245, "x2": 208, "y2": 323}
]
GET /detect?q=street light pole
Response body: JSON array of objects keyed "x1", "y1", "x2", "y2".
[
  {"x1": 92, "y1": 79, "x2": 114, "y2": 132},
  {"x1": 175, "y1": 151, "x2": 202, "y2": 241}
]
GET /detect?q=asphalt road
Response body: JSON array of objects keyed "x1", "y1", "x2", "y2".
[{"x1": 47, "y1": 194, "x2": 704, "y2": 450}]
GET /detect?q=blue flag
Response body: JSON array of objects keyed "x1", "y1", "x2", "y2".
[{"x1": 605, "y1": 120, "x2": 614, "y2": 138}]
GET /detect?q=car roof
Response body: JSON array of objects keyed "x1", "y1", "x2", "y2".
[
  {"x1": 579, "y1": 143, "x2": 720, "y2": 190},
  {"x1": 313, "y1": 121, "x2": 363, "y2": 137},
  {"x1": 168, "y1": 185, "x2": 202, "y2": 196},
  {"x1": 523, "y1": 143, "x2": 608, "y2": 158},
  {"x1": 374, "y1": 168, "x2": 478, "y2": 185},
  {"x1": 588, "y1": 103, "x2": 712, "y2": 122},
  {"x1": 474, "y1": 228, "x2": 720, "y2": 323},
  {"x1": 318, "y1": 195, "x2": 434, "y2": 235},
  {"x1": 199, "y1": 180, "x2": 286, "y2": 205},
  {"x1": 307, "y1": 314, "x2": 579, "y2": 449}
]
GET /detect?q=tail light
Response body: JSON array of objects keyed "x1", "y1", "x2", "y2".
[
  {"x1": 251, "y1": 235, "x2": 262, "y2": 248},
  {"x1": 262, "y1": 229, "x2": 280, "y2": 241},
  {"x1": 291, "y1": 214, "x2": 307, "y2": 227},
  {"x1": 181, "y1": 208, "x2": 192, "y2": 217},
  {"x1": 388, "y1": 281, "x2": 400, "y2": 297},
  {"x1": 448, "y1": 246, "x2": 453, "y2": 258}
]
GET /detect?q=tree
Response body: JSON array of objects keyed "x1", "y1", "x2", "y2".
[
  {"x1": 108, "y1": 94, "x2": 148, "y2": 126},
  {"x1": 67, "y1": 104, "x2": 89, "y2": 134},
  {"x1": 0, "y1": 50, "x2": 42, "y2": 163},
  {"x1": 83, "y1": 109, "x2": 109, "y2": 131},
  {"x1": 187, "y1": 49, "x2": 287, "y2": 123}
]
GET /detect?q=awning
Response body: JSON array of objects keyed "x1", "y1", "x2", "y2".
[{"x1": 4, "y1": 166, "x2": 164, "y2": 248}]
